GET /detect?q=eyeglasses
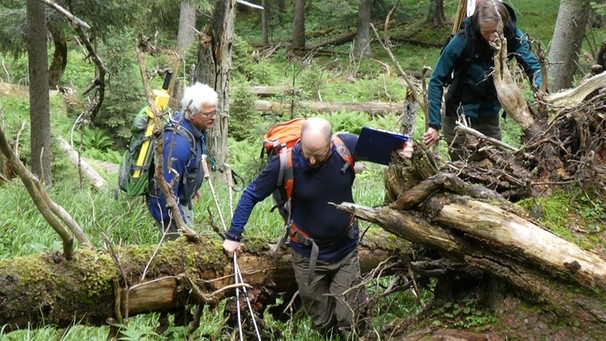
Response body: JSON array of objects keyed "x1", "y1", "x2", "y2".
[{"x1": 200, "y1": 110, "x2": 217, "y2": 117}]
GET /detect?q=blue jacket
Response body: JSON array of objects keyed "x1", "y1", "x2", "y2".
[
  {"x1": 427, "y1": 6, "x2": 542, "y2": 130},
  {"x1": 147, "y1": 112, "x2": 206, "y2": 224},
  {"x1": 226, "y1": 133, "x2": 359, "y2": 261}
]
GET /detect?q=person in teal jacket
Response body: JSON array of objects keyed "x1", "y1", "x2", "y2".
[{"x1": 423, "y1": 0, "x2": 542, "y2": 160}]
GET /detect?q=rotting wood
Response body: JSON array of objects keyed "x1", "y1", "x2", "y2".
[{"x1": 335, "y1": 200, "x2": 606, "y2": 327}]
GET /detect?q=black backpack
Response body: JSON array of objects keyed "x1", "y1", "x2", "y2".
[{"x1": 440, "y1": 21, "x2": 475, "y2": 86}]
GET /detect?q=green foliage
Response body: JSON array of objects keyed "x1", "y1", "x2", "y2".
[
  {"x1": 575, "y1": 195, "x2": 605, "y2": 232},
  {"x1": 0, "y1": 324, "x2": 109, "y2": 341},
  {"x1": 80, "y1": 126, "x2": 114, "y2": 151},
  {"x1": 113, "y1": 321, "x2": 159, "y2": 341},
  {"x1": 0, "y1": 54, "x2": 28, "y2": 85},
  {"x1": 0, "y1": 0, "x2": 599, "y2": 338},
  {"x1": 94, "y1": 30, "x2": 145, "y2": 147},
  {"x1": 307, "y1": 1, "x2": 358, "y2": 32},
  {"x1": 592, "y1": 2, "x2": 606, "y2": 16},
  {"x1": 0, "y1": 6, "x2": 26, "y2": 59},
  {"x1": 516, "y1": 188, "x2": 605, "y2": 249},
  {"x1": 432, "y1": 298, "x2": 498, "y2": 329},
  {"x1": 319, "y1": 111, "x2": 369, "y2": 135},
  {"x1": 61, "y1": 49, "x2": 97, "y2": 90},
  {"x1": 232, "y1": 35, "x2": 287, "y2": 85},
  {"x1": 229, "y1": 83, "x2": 264, "y2": 142},
  {"x1": 71, "y1": 125, "x2": 123, "y2": 163}
]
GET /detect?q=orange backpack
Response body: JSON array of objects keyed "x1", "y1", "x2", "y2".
[{"x1": 260, "y1": 118, "x2": 354, "y2": 223}]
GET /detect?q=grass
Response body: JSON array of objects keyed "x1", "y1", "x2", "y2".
[
  {"x1": 0, "y1": 101, "x2": 414, "y2": 339},
  {"x1": 1, "y1": 0, "x2": 605, "y2": 339}
]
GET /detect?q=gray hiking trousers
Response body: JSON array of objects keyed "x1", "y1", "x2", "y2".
[{"x1": 291, "y1": 247, "x2": 369, "y2": 336}]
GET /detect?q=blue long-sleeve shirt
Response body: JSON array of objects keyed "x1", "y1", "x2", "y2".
[
  {"x1": 147, "y1": 113, "x2": 206, "y2": 224},
  {"x1": 227, "y1": 133, "x2": 359, "y2": 261},
  {"x1": 427, "y1": 9, "x2": 542, "y2": 130}
]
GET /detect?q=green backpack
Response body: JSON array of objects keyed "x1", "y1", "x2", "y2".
[
  {"x1": 118, "y1": 71, "x2": 204, "y2": 198},
  {"x1": 117, "y1": 107, "x2": 199, "y2": 197}
]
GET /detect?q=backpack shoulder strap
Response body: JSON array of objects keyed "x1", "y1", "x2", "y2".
[
  {"x1": 171, "y1": 124, "x2": 195, "y2": 148},
  {"x1": 165, "y1": 123, "x2": 198, "y2": 171},
  {"x1": 455, "y1": 21, "x2": 475, "y2": 69},
  {"x1": 278, "y1": 147, "x2": 294, "y2": 211},
  {"x1": 332, "y1": 135, "x2": 354, "y2": 173}
]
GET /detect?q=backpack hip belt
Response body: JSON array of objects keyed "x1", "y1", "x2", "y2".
[
  {"x1": 289, "y1": 217, "x2": 357, "y2": 246},
  {"x1": 290, "y1": 218, "x2": 357, "y2": 286}
]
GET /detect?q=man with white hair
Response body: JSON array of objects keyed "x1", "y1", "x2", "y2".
[{"x1": 147, "y1": 82, "x2": 219, "y2": 239}]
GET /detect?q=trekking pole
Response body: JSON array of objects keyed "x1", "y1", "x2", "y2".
[
  {"x1": 201, "y1": 154, "x2": 227, "y2": 231},
  {"x1": 234, "y1": 251, "x2": 244, "y2": 341},
  {"x1": 203, "y1": 157, "x2": 261, "y2": 340},
  {"x1": 225, "y1": 163, "x2": 262, "y2": 341},
  {"x1": 233, "y1": 252, "x2": 262, "y2": 340},
  {"x1": 224, "y1": 163, "x2": 235, "y2": 218},
  {"x1": 221, "y1": 163, "x2": 245, "y2": 340}
]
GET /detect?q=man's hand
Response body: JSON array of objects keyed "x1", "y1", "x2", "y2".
[
  {"x1": 192, "y1": 191, "x2": 201, "y2": 201},
  {"x1": 223, "y1": 239, "x2": 241, "y2": 258},
  {"x1": 423, "y1": 127, "x2": 439, "y2": 147},
  {"x1": 397, "y1": 142, "x2": 414, "y2": 159}
]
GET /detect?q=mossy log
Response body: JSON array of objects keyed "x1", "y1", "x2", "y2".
[{"x1": 0, "y1": 229, "x2": 409, "y2": 331}]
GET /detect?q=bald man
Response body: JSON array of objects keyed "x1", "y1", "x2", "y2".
[{"x1": 223, "y1": 117, "x2": 413, "y2": 339}]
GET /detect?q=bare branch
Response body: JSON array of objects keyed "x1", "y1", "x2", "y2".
[{"x1": 36, "y1": 0, "x2": 91, "y2": 29}]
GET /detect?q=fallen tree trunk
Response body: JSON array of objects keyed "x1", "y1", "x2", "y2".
[
  {"x1": 246, "y1": 85, "x2": 300, "y2": 97},
  {"x1": 336, "y1": 193, "x2": 606, "y2": 332},
  {"x1": 57, "y1": 137, "x2": 107, "y2": 190},
  {"x1": 254, "y1": 99, "x2": 401, "y2": 116},
  {"x1": 545, "y1": 71, "x2": 606, "y2": 110},
  {"x1": 0, "y1": 229, "x2": 409, "y2": 330}
]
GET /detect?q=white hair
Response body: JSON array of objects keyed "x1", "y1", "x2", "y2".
[{"x1": 180, "y1": 82, "x2": 219, "y2": 116}]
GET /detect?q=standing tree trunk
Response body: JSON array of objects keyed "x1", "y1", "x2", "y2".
[
  {"x1": 27, "y1": 0, "x2": 52, "y2": 186},
  {"x1": 261, "y1": 0, "x2": 269, "y2": 47},
  {"x1": 355, "y1": 0, "x2": 372, "y2": 58},
  {"x1": 548, "y1": 0, "x2": 591, "y2": 91},
  {"x1": 195, "y1": 0, "x2": 236, "y2": 166},
  {"x1": 426, "y1": 0, "x2": 447, "y2": 28},
  {"x1": 177, "y1": 0, "x2": 197, "y2": 54},
  {"x1": 292, "y1": 0, "x2": 306, "y2": 49},
  {"x1": 47, "y1": 19, "x2": 67, "y2": 89}
]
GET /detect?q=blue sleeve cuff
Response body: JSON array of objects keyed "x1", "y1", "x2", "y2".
[{"x1": 225, "y1": 230, "x2": 242, "y2": 241}]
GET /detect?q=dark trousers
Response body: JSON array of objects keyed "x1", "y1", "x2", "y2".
[{"x1": 442, "y1": 113, "x2": 502, "y2": 161}]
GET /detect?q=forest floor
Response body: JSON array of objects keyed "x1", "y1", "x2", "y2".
[{"x1": 395, "y1": 287, "x2": 602, "y2": 340}]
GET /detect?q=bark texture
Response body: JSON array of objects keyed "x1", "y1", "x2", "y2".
[
  {"x1": 26, "y1": 0, "x2": 52, "y2": 186},
  {"x1": 177, "y1": 0, "x2": 197, "y2": 54},
  {"x1": 355, "y1": 0, "x2": 372, "y2": 58},
  {"x1": 0, "y1": 231, "x2": 408, "y2": 331},
  {"x1": 195, "y1": 0, "x2": 237, "y2": 166},
  {"x1": 548, "y1": 0, "x2": 591, "y2": 91},
  {"x1": 292, "y1": 0, "x2": 306, "y2": 49}
]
